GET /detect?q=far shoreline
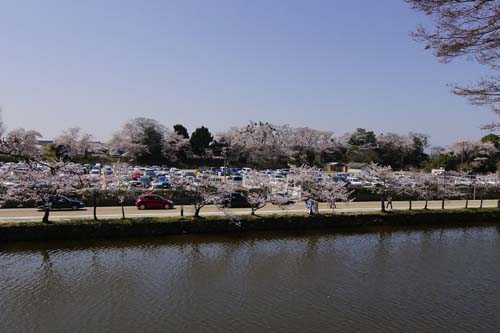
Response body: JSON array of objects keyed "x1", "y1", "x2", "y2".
[{"x1": 0, "y1": 208, "x2": 499, "y2": 243}]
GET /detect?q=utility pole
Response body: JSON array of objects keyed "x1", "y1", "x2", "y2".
[
  {"x1": 222, "y1": 147, "x2": 228, "y2": 182},
  {"x1": 460, "y1": 141, "x2": 465, "y2": 173}
]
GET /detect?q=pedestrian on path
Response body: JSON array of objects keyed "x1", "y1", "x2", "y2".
[
  {"x1": 306, "y1": 200, "x2": 313, "y2": 215},
  {"x1": 386, "y1": 196, "x2": 393, "y2": 210}
]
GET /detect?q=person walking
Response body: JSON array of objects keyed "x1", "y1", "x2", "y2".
[
  {"x1": 386, "y1": 196, "x2": 393, "y2": 210},
  {"x1": 306, "y1": 200, "x2": 313, "y2": 215}
]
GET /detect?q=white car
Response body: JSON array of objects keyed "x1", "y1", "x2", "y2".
[
  {"x1": 241, "y1": 167, "x2": 252, "y2": 174},
  {"x1": 347, "y1": 177, "x2": 363, "y2": 187}
]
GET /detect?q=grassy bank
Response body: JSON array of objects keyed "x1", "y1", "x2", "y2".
[{"x1": 1, "y1": 208, "x2": 499, "y2": 242}]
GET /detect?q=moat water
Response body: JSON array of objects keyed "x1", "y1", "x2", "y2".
[{"x1": 1, "y1": 225, "x2": 500, "y2": 332}]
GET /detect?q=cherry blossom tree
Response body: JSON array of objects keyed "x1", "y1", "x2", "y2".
[
  {"x1": 108, "y1": 118, "x2": 165, "y2": 163},
  {"x1": 269, "y1": 181, "x2": 294, "y2": 210},
  {"x1": 54, "y1": 127, "x2": 94, "y2": 159},
  {"x1": 288, "y1": 165, "x2": 324, "y2": 214},
  {"x1": 217, "y1": 122, "x2": 339, "y2": 167},
  {"x1": 399, "y1": 173, "x2": 423, "y2": 210},
  {"x1": 435, "y1": 175, "x2": 461, "y2": 209},
  {"x1": 363, "y1": 163, "x2": 397, "y2": 212},
  {"x1": 0, "y1": 116, "x2": 89, "y2": 222},
  {"x1": 445, "y1": 140, "x2": 498, "y2": 172},
  {"x1": 412, "y1": 172, "x2": 438, "y2": 209},
  {"x1": 217, "y1": 121, "x2": 288, "y2": 167},
  {"x1": 476, "y1": 174, "x2": 500, "y2": 208},
  {"x1": 107, "y1": 163, "x2": 131, "y2": 219},
  {"x1": 0, "y1": 129, "x2": 42, "y2": 161},
  {"x1": 417, "y1": 172, "x2": 461, "y2": 210},
  {"x1": 245, "y1": 171, "x2": 273, "y2": 215},
  {"x1": 0, "y1": 162, "x2": 84, "y2": 222},
  {"x1": 407, "y1": 0, "x2": 500, "y2": 129},
  {"x1": 163, "y1": 130, "x2": 191, "y2": 162},
  {"x1": 282, "y1": 126, "x2": 337, "y2": 165},
  {"x1": 80, "y1": 171, "x2": 105, "y2": 221},
  {"x1": 320, "y1": 177, "x2": 352, "y2": 212},
  {"x1": 172, "y1": 177, "x2": 223, "y2": 217}
]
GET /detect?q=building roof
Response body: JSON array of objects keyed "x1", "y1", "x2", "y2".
[{"x1": 347, "y1": 162, "x2": 368, "y2": 169}]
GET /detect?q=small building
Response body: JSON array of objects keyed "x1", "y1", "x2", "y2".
[{"x1": 325, "y1": 162, "x2": 348, "y2": 173}]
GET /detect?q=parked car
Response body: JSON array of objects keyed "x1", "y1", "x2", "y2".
[
  {"x1": 346, "y1": 177, "x2": 363, "y2": 187},
  {"x1": 230, "y1": 168, "x2": 242, "y2": 175},
  {"x1": 223, "y1": 192, "x2": 251, "y2": 208},
  {"x1": 36, "y1": 195, "x2": 85, "y2": 210},
  {"x1": 274, "y1": 174, "x2": 286, "y2": 181},
  {"x1": 241, "y1": 167, "x2": 252, "y2": 174},
  {"x1": 127, "y1": 180, "x2": 143, "y2": 189},
  {"x1": 150, "y1": 175, "x2": 170, "y2": 189},
  {"x1": 228, "y1": 175, "x2": 243, "y2": 184},
  {"x1": 135, "y1": 194, "x2": 174, "y2": 210},
  {"x1": 217, "y1": 167, "x2": 230, "y2": 176},
  {"x1": 144, "y1": 169, "x2": 156, "y2": 179},
  {"x1": 139, "y1": 176, "x2": 152, "y2": 187},
  {"x1": 183, "y1": 171, "x2": 196, "y2": 179}
]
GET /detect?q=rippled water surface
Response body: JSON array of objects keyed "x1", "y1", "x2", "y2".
[{"x1": 2, "y1": 226, "x2": 500, "y2": 332}]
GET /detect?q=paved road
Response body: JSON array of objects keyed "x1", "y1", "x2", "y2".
[{"x1": 0, "y1": 200, "x2": 497, "y2": 223}]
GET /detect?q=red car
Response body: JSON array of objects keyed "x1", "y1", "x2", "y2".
[
  {"x1": 131, "y1": 172, "x2": 142, "y2": 181},
  {"x1": 136, "y1": 194, "x2": 174, "y2": 210}
]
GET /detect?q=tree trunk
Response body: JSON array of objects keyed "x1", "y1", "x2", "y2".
[
  {"x1": 409, "y1": 199, "x2": 412, "y2": 211},
  {"x1": 42, "y1": 207, "x2": 50, "y2": 223},
  {"x1": 465, "y1": 198, "x2": 469, "y2": 209},
  {"x1": 93, "y1": 192, "x2": 98, "y2": 221},
  {"x1": 381, "y1": 197, "x2": 385, "y2": 212},
  {"x1": 480, "y1": 194, "x2": 484, "y2": 209},
  {"x1": 121, "y1": 205, "x2": 125, "y2": 219},
  {"x1": 441, "y1": 199, "x2": 445, "y2": 209},
  {"x1": 194, "y1": 207, "x2": 201, "y2": 217},
  {"x1": 424, "y1": 200, "x2": 428, "y2": 209}
]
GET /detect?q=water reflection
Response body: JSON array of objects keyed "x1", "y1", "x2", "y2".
[{"x1": 1, "y1": 226, "x2": 500, "y2": 332}]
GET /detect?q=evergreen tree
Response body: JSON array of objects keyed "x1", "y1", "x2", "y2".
[
  {"x1": 190, "y1": 126, "x2": 213, "y2": 158},
  {"x1": 173, "y1": 124, "x2": 189, "y2": 139}
]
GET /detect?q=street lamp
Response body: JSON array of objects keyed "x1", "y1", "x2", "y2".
[{"x1": 222, "y1": 147, "x2": 229, "y2": 182}]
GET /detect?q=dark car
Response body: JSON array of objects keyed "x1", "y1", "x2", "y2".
[
  {"x1": 136, "y1": 194, "x2": 174, "y2": 210},
  {"x1": 223, "y1": 192, "x2": 251, "y2": 208},
  {"x1": 230, "y1": 168, "x2": 242, "y2": 176},
  {"x1": 36, "y1": 195, "x2": 85, "y2": 210}
]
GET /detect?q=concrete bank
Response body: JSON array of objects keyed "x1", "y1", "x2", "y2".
[{"x1": 1, "y1": 209, "x2": 500, "y2": 243}]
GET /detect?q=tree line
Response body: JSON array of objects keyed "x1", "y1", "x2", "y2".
[{"x1": 1, "y1": 116, "x2": 499, "y2": 172}]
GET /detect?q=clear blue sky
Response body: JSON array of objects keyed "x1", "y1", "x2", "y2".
[{"x1": 0, "y1": 0, "x2": 495, "y2": 146}]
